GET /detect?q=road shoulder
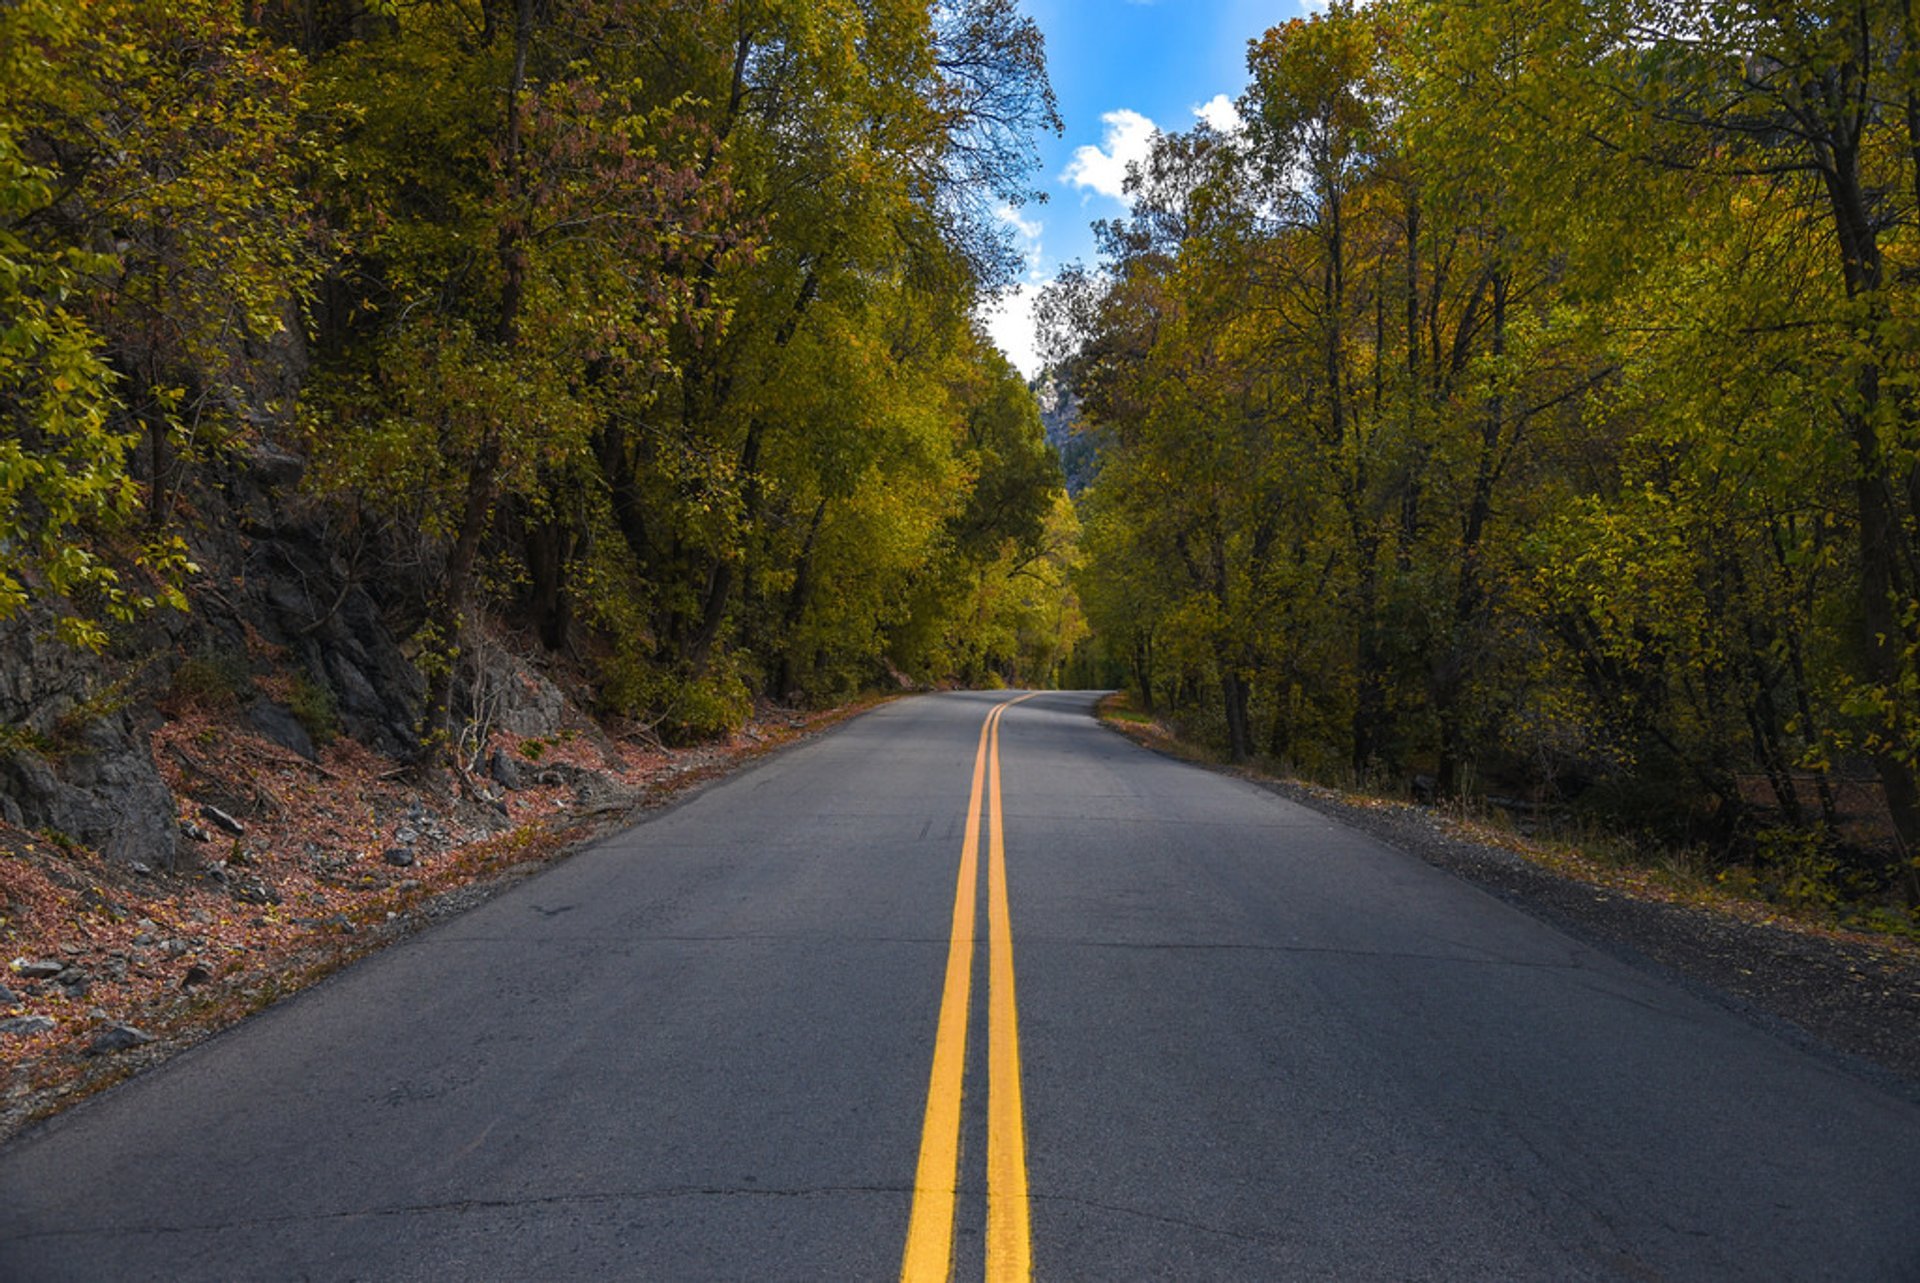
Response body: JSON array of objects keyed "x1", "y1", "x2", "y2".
[{"x1": 1095, "y1": 706, "x2": 1920, "y2": 1098}]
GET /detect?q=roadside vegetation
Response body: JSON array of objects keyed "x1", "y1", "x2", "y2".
[
  {"x1": 0, "y1": 0, "x2": 1076, "y2": 1102},
  {"x1": 1098, "y1": 691, "x2": 1920, "y2": 948},
  {"x1": 1, "y1": 0, "x2": 1076, "y2": 728},
  {"x1": 1051, "y1": 0, "x2": 1920, "y2": 933}
]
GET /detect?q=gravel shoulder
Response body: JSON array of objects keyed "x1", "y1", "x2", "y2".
[{"x1": 1101, "y1": 713, "x2": 1920, "y2": 1101}]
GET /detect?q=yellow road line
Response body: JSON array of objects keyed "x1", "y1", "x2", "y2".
[
  {"x1": 900, "y1": 706, "x2": 994, "y2": 1283},
  {"x1": 985, "y1": 699, "x2": 1032, "y2": 1280},
  {"x1": 902, "y1": 695, "x2": 1038, "y2": 1283}
]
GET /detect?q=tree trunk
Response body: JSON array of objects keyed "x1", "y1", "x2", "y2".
[
  {"x1": 522, "y1": 508, "x2": 576, "y2": 653},
  {"x1": 1220, "y1": 664, "x2": 1252, "y2": 764},
  {"x1": 418, "y1": 439, "x2": 500, "y2": 772},
  {"x1": 1435, "y1": 265, "x2": 1507, "y2": 796},
  {"x1": 1818, "y1": 129, "x2": 1920, "y2": 875},
  {"x1": 772, "y1": 498, "x2": 828, "y2": 698}
]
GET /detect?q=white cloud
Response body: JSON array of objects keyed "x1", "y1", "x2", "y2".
[
  {"x1": 979, "y1": 282, "x2": 1045, "y2": 382},
  {"x1": 1193, "y1": 93, "x2": 1244, "y2": 134},
  {"x1": 1059, "y1": 109, "x2": 1159, "y2": 203},
  {"x1": 996, "y1": 202, "x2": 1045, "y2": 280},
  {"x1": 980, "y1": 206, "x2": 1048, "y2": 380}
]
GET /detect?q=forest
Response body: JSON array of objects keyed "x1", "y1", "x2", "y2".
[
  {"x1": 6, "y1": 0, "x2": 1920, "y2": 922},
  {"x1": 0, "y1": 0, "x2": 1077, "y2": 769},
  {"x1": 1048, "y1": 0, "x2": 1920, "y2": 914}
]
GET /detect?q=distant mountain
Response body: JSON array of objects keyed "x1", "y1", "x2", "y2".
[{"x1": 1036, "y1": 380, "x2": 1105, "y2": 497}]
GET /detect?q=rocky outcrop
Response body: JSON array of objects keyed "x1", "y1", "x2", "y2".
[
  {"x1": 0, "y1": 430, "x2": 591, "y2": 870},
  {"x1": 0, "y1": 608, "x2": 178, "y2": 868},
  {"x1": 0, "y1": 439, "x2": 429, "y2": 867},
  {"x1": 195, "y1": 442, "x2": 427, "y2": 757},
  {"x1": 0, "y1": 714, "x2": 176, "y2": 869}
]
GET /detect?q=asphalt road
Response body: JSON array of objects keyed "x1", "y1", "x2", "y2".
[{"x1": 2, "y1": 690, "x2": 1917, "y2": 1280}]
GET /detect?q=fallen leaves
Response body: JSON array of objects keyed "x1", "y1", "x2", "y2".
[{"x1": 0, "y1": 693, "x2": 885, "y2": 1138}]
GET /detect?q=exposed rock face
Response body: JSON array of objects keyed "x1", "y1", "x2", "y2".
[
  {"x1": 3, "y1": 715, "x2": 177, "y2": 869},
  {"x1": 0, "y1": 615, "x2": 177, "y2": 867},
  {"x1": 246, "y1": 700, "x2": 315, "y2": 761},
  {"x1": 202, "y1": 445, "x2": 427, "y2": 757},
  {"x1": 0, "y1": 431, "x2": 585, "y2": 870},
  {"x1": 483, "y1": 653, "x2": 566, "y2": 740},
  {"x1": 0, "y1": 612, "x2": 99, "y2": 732},
  {"x1": 0, "y1": 441, "x2": 429, "y2": 867}
]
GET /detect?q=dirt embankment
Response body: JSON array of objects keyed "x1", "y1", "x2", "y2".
[{"x1": 0, "y1": 696, "x2": 880, "y2": 1141}]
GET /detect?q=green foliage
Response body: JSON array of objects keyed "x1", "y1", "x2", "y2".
[
  {"x1": 5, "y1": 0, "x2": 1070, "y2": 767},
  {"x1": 170, "y1": 651, "x2": 253, "y2": 711},
  {"x1": 287, "y1": 672, "x2": 339, "y2": 748},
  {"x1": 1049, "y1": 0, "x2": 1920, "y2": 908}
]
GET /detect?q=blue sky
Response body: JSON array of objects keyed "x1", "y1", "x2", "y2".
[{"x1": 981, "y1": 1, "x2": 1324, "y2": 378}]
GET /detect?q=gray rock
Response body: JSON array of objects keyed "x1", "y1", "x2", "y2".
[
  {"x1": 245, "y1": 443, "x2": 306, "y2": 490},
  {"x1": 246, "y1": 699, "x2": 316, "y2": 761},
  {"x1": 265, "y1": 576, "x2": 314, "y2": 623},
  {"x1": 484, "y1": 657, "x2": 567, "y2": 739},
  {"x1": 181, "y1": 964, "x2": 211, "y2": 987},
  {"x1": 0, "y1": 609, "x2": 96, "y2": 731},
  {"x1": 200, "y1": 803, "x2": 246, "y2": 836},
  {"x1": 394, "y1": 826, "x2": 419, "y2": 846},
  {"x1": 11, "y1": 959, "x2": 64, "y2": 980},
  {"x1": 0, "y1": 720, "x2": 176, "y2": 869},
  {"x1": 0, "y1": 984, "x2": 17, "y2": 1004},
  {"x1": 488, "y1": 747, "x2": 527, "y2": 791},
  {"x1": 326, "y1": 652, "x2": 383, "y2": 719},
  {"x1": 230, "y1": 877, "x2": 281, "y2": 906},
  {"x1": 85, "y1": 1022, "x2": 155, "y2": 1055},
  {"x1": 382, "y1": 847, "x2": 414, "y2": 867},
  {"x1": 0, "y1": 1016, "x2": 55, "y2": 1038},
  {"x1": 180, "y1": 820, "x2": 211, "y2": 842}
]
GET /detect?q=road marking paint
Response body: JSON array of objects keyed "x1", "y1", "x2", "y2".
[
  {"x1": 985, "y1": 700, "x2": 1032, "y2": 1280},
  {"x1": 900, "y1": 706, "x2": 993, "y2": 1283},
  {"x1": 902, "y1": 695, "x2": 1038, "y2": 1283}
]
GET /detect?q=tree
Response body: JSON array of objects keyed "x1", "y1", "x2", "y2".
[{"x1": 2, "y1": 0, "x2": 314, "y2": 648}]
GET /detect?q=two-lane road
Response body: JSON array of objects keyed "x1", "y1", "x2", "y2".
[{"x1": 2, "y1": 691, "x2": 1917, "y2": 1279}]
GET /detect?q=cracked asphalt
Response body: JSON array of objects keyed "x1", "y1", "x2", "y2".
[{"x1": 2, "y1": 690, "x2": 1918, "y2": 1279}]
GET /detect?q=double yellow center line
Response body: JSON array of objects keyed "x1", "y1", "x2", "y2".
[{"x1": 901, "y1": 694, "x2": 1037, "y2": 1282}]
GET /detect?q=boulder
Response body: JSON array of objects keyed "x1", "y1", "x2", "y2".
[
  {"x1": 247, "y1": 699, "x2": 316, "y2": 760},
  {"x1": 199, "y1": 803, "x2": 246, "y2": 836},
  {"x1": 0, "y1": 1016, "x2": 56, "y2": 1038},
  {"x1": 488, "y1": 747, "x2": 527, "y2": 791},
  {"x1": 85, "y1": 1022, "x2": 155, "y2": 1056},
  {"x1": 485, "y1": 656, "x2": 567, "y2": 739},
  {"x1": 0, "y1": 714, "x2": 177, "y2": 870}
]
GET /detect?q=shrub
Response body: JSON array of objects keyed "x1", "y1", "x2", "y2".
[
  {"x1": 170, "y1": 650, "x2": 251, "y2": 710},
  {"x1": 287, "y1": 671, "x2": 338, "y2": 746}
]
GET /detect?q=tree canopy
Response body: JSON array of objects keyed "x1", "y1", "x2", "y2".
[
  {"x1": 1048, "y1": 0, "x2": 1920, "y2": 912},
  {"x1": 0, "y1": 0, "x2": 1070, "y2": 758}
]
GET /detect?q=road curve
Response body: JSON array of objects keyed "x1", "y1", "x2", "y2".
[{"x1": 1, "y1": 690, "x2": 1916, "y2": 1279}]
